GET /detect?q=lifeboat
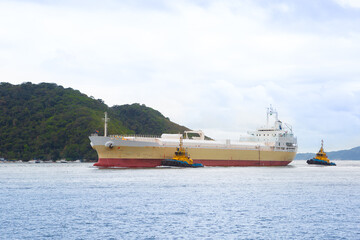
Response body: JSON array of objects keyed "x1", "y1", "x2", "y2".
[{"x1": 307, "y1": 140, "x2": 336, "y2": 166}]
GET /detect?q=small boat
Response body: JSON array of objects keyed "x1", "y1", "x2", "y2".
[
  {"x1": 307, "y1": 140, "x2": 336, "y2": 166},
  {"x1": 56, "y1": 159, "x2": 67, "y2": 163},
  {"x1": 161, "y1": 137, "x2": 203, "y2": 168}
]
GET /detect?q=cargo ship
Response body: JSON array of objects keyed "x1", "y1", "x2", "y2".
[{"x1": 89, "y1": 107, "x2": 297, "y2": 168}]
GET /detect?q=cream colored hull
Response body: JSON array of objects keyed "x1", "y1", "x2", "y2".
[{"x1": 92, "y1": 145, "x2": 296, "y2": 168}]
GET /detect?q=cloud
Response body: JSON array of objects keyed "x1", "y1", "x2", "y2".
[
  {"x1": 334, "y1": 0, "x2": 360, "y2": 8},
  {"x1": 1, "y1": 0, "x2": 360, "y2": 152}
]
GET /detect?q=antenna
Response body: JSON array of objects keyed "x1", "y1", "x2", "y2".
[
  {"x1": 103, "y1": 112, "x2": 110, "y2": 137},
  {"x1": 267, "y1": 105, "x2": 279, "y2": 126}
]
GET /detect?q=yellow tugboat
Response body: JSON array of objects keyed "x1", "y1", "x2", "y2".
[
  {"x1": 307, "y1": 140, "x2": 336, "y2": 166},
  {"x1": 161, "y1": 137, "x2": 203, "y2": 168}
]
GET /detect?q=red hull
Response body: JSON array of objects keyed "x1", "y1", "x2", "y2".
[
  {"x1": 198, "y1": 159, "x2": 291, "y2": 166},
  {"x1": 94, "y1": 158, "x2": 291, "y2": 168},
  {"x1": 94, "y1": 158, "x2": 162, "y2": 168}
]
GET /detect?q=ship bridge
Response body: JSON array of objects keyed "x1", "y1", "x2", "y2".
[{"x1": 246, "y1": 106, "x2": 297, "y2": 152}]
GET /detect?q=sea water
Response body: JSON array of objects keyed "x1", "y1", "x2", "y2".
[{"x1": 0, "y1": 161, "x2": 359, "y2": 240}]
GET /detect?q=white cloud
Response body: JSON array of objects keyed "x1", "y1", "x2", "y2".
[
  {"x1": 1, "y1": 0, "x2": 360, "y2": 152},
  {"x1": 334, "y1": 0, "x2": 360, "y2": 8}
]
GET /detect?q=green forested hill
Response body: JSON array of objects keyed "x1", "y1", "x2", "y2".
[
  {"x1": 0, "y1": 82, "x2": 189, "y2": 160},
  {"x1": 112, "y1": 104, "x2": 188, "y2": 135}
]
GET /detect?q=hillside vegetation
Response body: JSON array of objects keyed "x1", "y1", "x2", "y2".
[{"x1": 0, "y1": 82, "x2": 188, "y2": 160}]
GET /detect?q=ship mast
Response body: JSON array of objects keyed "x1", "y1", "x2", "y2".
[
  {"x1": 178, "y1": 135, "x2": 184, "y2": 153},
  {"x1": 103, "y1": 112, "x2": 110, "y2": 137},
  {"x1": 267, "y1": 105, "x2": 279, "y2": 128}
]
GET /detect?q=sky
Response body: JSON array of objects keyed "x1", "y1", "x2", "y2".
[{"x1": 1, "y1": 0, "x2": 359, "y2": 152}]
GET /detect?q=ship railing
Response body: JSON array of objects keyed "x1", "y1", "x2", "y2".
[{"x1": 110, "y1": 134, "x2": 160, "y2": 141}]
